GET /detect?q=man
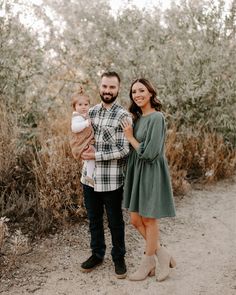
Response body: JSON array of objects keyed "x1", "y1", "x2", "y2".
[{"x1": 80, "y1": 71, "x2": 131, "y2": 279}]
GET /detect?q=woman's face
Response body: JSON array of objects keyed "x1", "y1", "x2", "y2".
[{"x1": 131, "y1": 82, "x2": 152, "y2": 109}]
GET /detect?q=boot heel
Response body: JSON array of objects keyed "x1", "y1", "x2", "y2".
[
  {"x1": 169, "y1": 257, "x2": 176, "y2": 268},
  {"x1": 148, "y1": 268, "x2": 155, "y2": 277}
]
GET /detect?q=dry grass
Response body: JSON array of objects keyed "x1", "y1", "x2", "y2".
[
  {"x1": 32, "y1": 113, "x2": 86, "y2": 224},
  {"x1": 1, "y1": 102, "x2": 236, "y2": 275},
  {"x1": 0, "y1": 217, "x2": 9, "y2": 252},
  {"x1": 0, "y1": 109, "x2": 18, "y2": 176},
  {"x1": 166, "y1": 128, "x2": 236, "y2": 195},
  {"x1": 0, "y1": 102, "x2": 39, "y2": 224},
  {"x1": 0, "y1": 105, "x2": 85, "y2": 274},
  {"x1": 1, "y1": 101, "x2": 236, "y2": 230},
  {"x1": 0, "y1": 103, "x2": 20, "y2": 216},
  {"x1": 0, "y1": 217, "x2": 31, "y2": 275},
  {"x1": 0, "y1": 102, "x2": 85, "y2": 233}
]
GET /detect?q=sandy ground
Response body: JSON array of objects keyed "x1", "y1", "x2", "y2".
[{"x1": 1, "y1": 178, "x2": 236, "y2": 295}]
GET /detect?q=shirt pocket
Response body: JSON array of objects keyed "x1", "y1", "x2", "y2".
[{"x1": 102, "y1": 126, "x2": 116, "y2": 143}]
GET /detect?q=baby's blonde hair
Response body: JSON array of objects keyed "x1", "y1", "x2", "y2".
[{"x1": 71, "y1": 94, "x2": 90, "y2": 111}]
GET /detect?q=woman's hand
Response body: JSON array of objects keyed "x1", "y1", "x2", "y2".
[
  {"x1": 121, "y1": 118, "x2": 133, "y2": 141},
  {"x1": 121, "y1": 118, "x2": 140, "y2": 150}
]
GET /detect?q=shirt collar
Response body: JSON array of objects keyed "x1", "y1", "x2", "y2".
[{"x1": 100, "y1": 101, "x2": 118, "y2": 112}]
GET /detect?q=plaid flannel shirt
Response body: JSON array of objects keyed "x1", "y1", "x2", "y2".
[{"x1": 81, "y1": 102, "x2": 131, "y2": 192}]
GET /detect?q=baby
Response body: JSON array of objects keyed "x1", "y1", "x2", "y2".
[{"x1": 70, "y1": 93, "x2": 95, "y2": 185}]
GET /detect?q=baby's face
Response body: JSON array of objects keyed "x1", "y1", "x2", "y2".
[{"x1": 75, "y1": 98, "x2": 90, "y2": 115}]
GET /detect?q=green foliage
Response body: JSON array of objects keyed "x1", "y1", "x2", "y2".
[
  {"x1": 41, "y1": 0, "x2": 236, "y2": 143},
  {"x1": 2, "y1": 0, "x2": 235, "y2": 142},
  {"x1": 0, "y1": 12, "x2": 42, "y2": 109},
  {"x1": 157, "y1": 0, "x2": 236, "y2": 144}
]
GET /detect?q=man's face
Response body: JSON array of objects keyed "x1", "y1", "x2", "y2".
[{"x1": 99, "y1": 76, "x2": 120, "y2": 104}]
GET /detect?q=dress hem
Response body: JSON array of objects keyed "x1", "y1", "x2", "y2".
[{"x1": 123, "y1": 208, "x2": 176, "y2": 219}]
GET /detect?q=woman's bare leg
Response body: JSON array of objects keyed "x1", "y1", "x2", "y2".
[
  {"x1": 130, "y1": 212, "x2": 146, "y2": 239},
  {"x1": 141, "y1": 217, "x2": 158, "y2": 255},
  {"x1": 130, "y1": 213, "x2": 161, "y2": 253}
]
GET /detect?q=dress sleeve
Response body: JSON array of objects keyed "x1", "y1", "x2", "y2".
[{"x1": 136, "y1": 113, "x2": 165, "y2": 163}]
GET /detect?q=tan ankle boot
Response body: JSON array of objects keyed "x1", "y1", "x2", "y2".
[
  {"x1": 129, "y1": 254, "x2": 156, "y2": 281},
  {"x1": 155, "y1": 247, "x2": 176, "y2": 282}
]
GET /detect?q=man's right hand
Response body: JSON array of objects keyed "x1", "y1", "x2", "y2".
[{"x1": 81, "y1": 145, "x2": 95, "y2": 160}]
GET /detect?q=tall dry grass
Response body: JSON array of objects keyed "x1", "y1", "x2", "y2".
[
  {"x1": 1, "y1": 102, "x2": 236, "y2": 233},
  {"x1": 166, "y1": 128, "x2": 236, "y2": 195},
  {"x1": 0, "y1": 217, "x2": 31, "y2": 276},
  {"x1": 0, "y1": 104, "x2": 85, "y2": 274},
  {"x1": 0, "y1": 103, "x2": 85, "y2": 235},
  {"x1": 33, "y1": 113, "x2": 86, "y2": 224},
  {"x1": 0, "y1": 102, "x2": 40, "y2": 227},
  {"x1": 1, "y1": 102, "x2": 236, "y2": 275},
  {"x1": 0, "y1": 103, "x2": 20, "y2": 216}
]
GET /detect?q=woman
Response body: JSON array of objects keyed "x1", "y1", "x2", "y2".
[{"x1": 122, "y1": 78, "x2": 176, "y2": 282}]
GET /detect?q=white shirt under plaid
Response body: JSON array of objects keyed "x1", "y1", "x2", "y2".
[{"x1": 81, "y1": 102, "x2": 131, "y2": 192}]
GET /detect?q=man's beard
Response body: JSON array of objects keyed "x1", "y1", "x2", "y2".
[{"x1": 100, "y1": 92, "x2": 118, "y2": 104}]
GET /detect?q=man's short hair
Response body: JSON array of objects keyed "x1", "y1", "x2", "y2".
[{"x1": 101, "y1": 71, "x2": 121, "y2": 84}]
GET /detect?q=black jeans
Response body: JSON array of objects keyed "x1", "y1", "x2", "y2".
[{"x1": 83, "y1": 184, "x2": 126, "y2": 262}]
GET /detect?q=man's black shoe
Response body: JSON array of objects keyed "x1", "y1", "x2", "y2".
[
  {"x1": 114, "y1": 258, "x2": 127, "y2": 279},
  {"x1": 81, "y1": 255, "x2": 103, "y2": 272}
]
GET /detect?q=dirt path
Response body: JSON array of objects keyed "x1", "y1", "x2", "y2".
[{"x1": 1, "y1": 178, "x2": 236, "y2": 295}]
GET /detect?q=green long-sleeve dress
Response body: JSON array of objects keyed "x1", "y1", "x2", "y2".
[{"x1": 123, "y1": 111, "x2": 176, "y2": 219}]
